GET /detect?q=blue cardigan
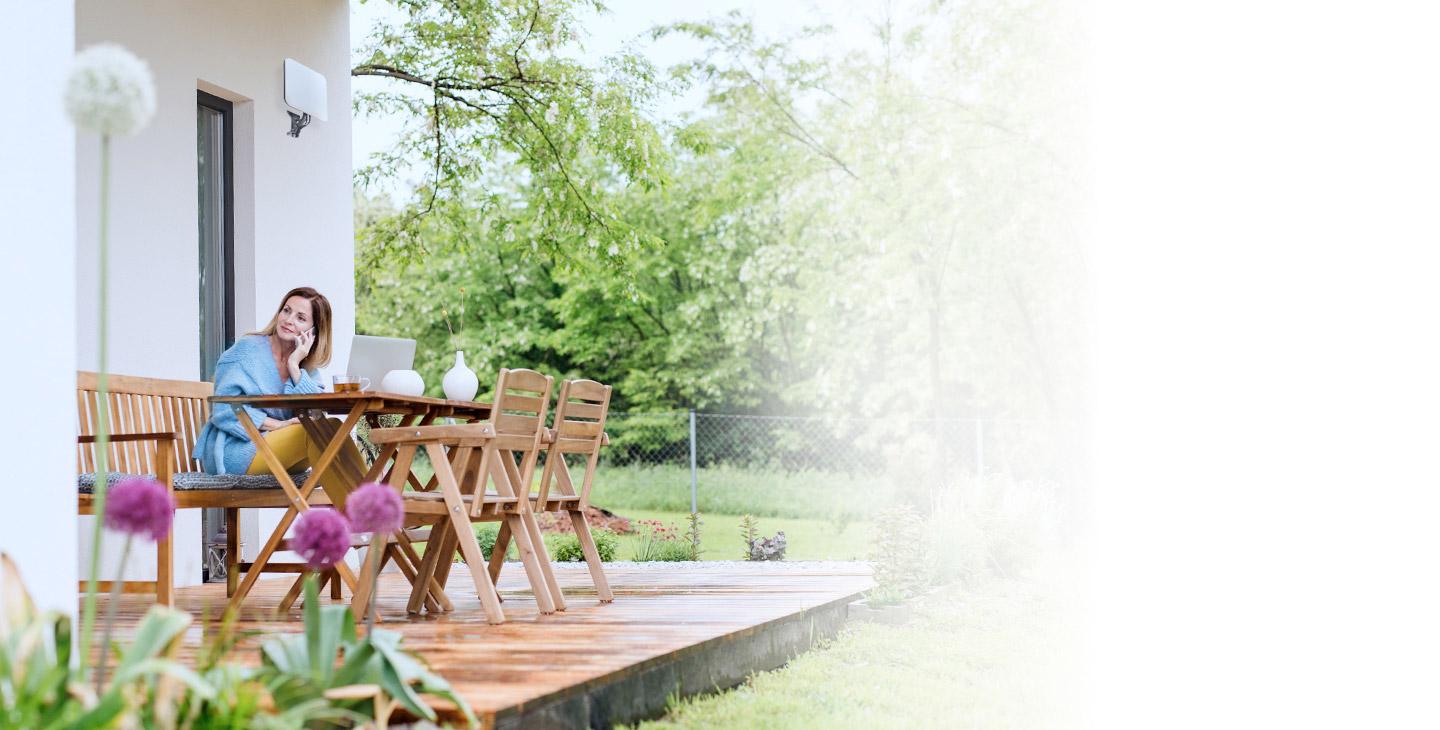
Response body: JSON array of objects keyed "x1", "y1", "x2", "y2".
[{"x1": 192, "y1": 335, "x2": 323, "y2": 474}]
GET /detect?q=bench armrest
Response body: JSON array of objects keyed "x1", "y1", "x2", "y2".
[{"x1": 78, "y1": 431, "x2": 178, "y2": 444}]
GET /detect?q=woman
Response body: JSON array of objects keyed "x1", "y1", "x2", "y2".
[{"x1": 193, "y1": 286, "x2": 345, "y2": 476}]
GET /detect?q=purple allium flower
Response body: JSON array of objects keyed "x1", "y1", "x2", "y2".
[
  {"x1": 345, "y1": 482, "x2": 404, "y2": 534},
  {"x1": 292, "y1": 509, "x2": 352, "y2": 570},
  {"x1": 104, "y1": 478, "x2": 175, "y2": 542}
]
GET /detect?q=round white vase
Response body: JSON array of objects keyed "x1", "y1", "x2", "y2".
[
  {"x1": 380, "y1": 369, "x2": 425, "y2": 396},
  {"x1": 442, "y1": 351, "x2": 479, "y2": 401}
]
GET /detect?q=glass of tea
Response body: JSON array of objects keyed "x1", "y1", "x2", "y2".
[{"x1": 332, "y1": 375, "x2": 370, "y2": 393}]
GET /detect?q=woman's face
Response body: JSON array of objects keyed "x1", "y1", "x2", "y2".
[{"x1": 274, "y1": 295, "x2": 315, "y2": 344}]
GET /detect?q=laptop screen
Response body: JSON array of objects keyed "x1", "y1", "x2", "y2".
[{"x1": 347, "y1": 335, "x2": 416, "y2": 391}]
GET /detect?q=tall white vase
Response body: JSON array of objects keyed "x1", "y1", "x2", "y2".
[{"x1": 442, "y1": 350, "x2": 479, "y2": 401}]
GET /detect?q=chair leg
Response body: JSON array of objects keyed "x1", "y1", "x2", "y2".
[
  {"x1": 505, "y1": 512, "x2": 556, "y2": 615},
  {"x1": 156, "y1": 532, "x2": 174, "y2": 606},
  {"x1": 488, "y1": 521, "x2": 511, "y2": 587},
  {"x1": 407, "y1": 522, "x2": 451, "y2": 614},
  {"x1": 522, "y1": 509, "x2": 566, "y2": 611},
  {"x1": 279, "y1": 574, "x2": 307, "y2": 613},
  {"x1": 330, "y1": 568, "x2": 343, "y2": 600},
  {"x1": 225, "y1": 508, "x2": 239, "y2": 598},
  {"x1": 446, "y1": 515, "x2": 506, "y2": 624},
  {"x1": 570, "y1": 510, "x2": 614, "y2": 603},
  {"x1": 434, "y1": 532, "x2": 459, "y2": 590},
  {"x1": 395, "y1": 532, "x2": 450, "y2": 612}
]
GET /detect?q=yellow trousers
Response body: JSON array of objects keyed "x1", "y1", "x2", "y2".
[{"x1": 245, "y1": 420, "x2": 360, "y2": 480}]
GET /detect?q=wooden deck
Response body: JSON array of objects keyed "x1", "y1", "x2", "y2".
[{"x1": 97, "y1": 561, "x2": 873, "y2": 728}]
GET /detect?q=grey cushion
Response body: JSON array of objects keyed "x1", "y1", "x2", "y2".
[{"x1": 77, "y1": 470, "x2": 309, "y2": 493}]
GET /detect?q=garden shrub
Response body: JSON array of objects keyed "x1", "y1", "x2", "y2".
[
  {"x1": 474, "y1": 523, "x2": 500, "y2": 561},
  {"x1": 548, "y1": 530, "x2": 619, "y2": 562},
  {"x1": 868, "y1": 505, "x2": 934, "y2": 598},
  {"x1": 632, "y1": 519, "x2": 692, "y2": 561}
]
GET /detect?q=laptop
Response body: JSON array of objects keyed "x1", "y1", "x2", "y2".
[{"x1": 347, "y1": 335, "x2": 416, "y2": 391}]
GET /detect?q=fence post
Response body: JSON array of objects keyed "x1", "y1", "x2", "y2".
[
  {"x1": 688, "y1": 409, "x2": 699, "y2": 513},
  {"x1": 975, "y1": 417, "x2": 984, "y2": 492}
]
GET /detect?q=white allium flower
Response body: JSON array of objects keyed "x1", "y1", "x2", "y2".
[{"x1": 65, "y1": 44, "x2": 156, "y2": 136}]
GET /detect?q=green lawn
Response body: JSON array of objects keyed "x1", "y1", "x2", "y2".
[
  {"x1": 398, "y1": 460, "x2": 879, "y2": 561},
  {"x1": 395, "y1": 460, "x2": 883, "y2": 522},
  {"x1": 588, "y1": 464, "x2": 889, "y2": 521},
  {"x1": 607, "y1": 509, "x2": 872, "y2": 561},
  {"x1": 623, "y1": 578, "x2": 1075, "y2": 729}
]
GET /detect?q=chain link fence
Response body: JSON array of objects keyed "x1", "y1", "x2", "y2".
[{"x1": 587, "y1": 411, "x2": 1081, "y2": 522}]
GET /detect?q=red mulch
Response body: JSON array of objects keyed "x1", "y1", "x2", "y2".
[{"x1": 534, "y1": 504, "x2": 635, "y2": 535}]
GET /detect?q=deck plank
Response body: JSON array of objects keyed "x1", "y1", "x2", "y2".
[{"x1": 93, "y1": 562, "x2": 873, "y2": 726}]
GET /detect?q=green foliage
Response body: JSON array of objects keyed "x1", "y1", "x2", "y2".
[
  {"x1": 683, "y1": 512, "x2": 703, "y2": 561},
  {"x1": 738, "y1": 515, "x2": 759, "y2": 558},
  {"x1": 548, "y1": 529, "x2": 619, "y2": 562},
  {"x1": 353, "y1": 0, "x2": 669, "y2": 270},
  {"x1": 355, "y1": 0, "x2": 1088, "y2": 489},
  {"x1": 1, "y1": 585, "x2": 82, "y2": 728},
  {"x1": 474, "y1": 523, "x2": 501, "y2": 561},
  {"x1": 8, "y1": 565, "x2": 480, "y2": 728},
  {"x1": 867, "y1": 506, "x2": 935, "y2": 600},
  {"x1": 632, "y1": 520, "x2": 690, "y2": 562},
  {"x1": 1, "y1": 555, "x2": 215, "y2": 729},
  {"x1": 259, "y1": 575, "x2": 478, "y2": 728}
]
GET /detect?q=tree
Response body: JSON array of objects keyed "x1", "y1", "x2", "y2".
[
  {"x1": 352, "y1": 0, "x2": 670, "y2": 268},
  {"x1": 355, "y1": 1, "x2": 1087, "y2": 493}
]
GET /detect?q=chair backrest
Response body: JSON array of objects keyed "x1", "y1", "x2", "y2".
[
  {"x1": 76, "y1": 372, "x2": 212, "y2": 475},
  {"x1": 471, "y1": 368, "x2": 553, "y2": 498},
  {"x1": 550, "y1": 379, "x2": 612, "y2": 446},
  {"x1": 537, "y1": 378, "x2": 613, "y2": 508},
  {"x1": 488, "y1": 368, "x2": 554, "y2": 442}
]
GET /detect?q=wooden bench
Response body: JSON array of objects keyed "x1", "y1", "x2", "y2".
[{"x1": 76, "y1": 371, "x2": 302, "y2": 604}]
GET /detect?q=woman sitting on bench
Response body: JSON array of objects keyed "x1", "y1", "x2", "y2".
[{"x1": 192, "y1": 286, "x2": 356, "y2": 476}]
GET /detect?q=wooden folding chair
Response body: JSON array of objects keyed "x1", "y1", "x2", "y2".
[
  {"x1": 491, "y1": 378, "x2": 614, "y2": 603},
  {"x1": 369, "y1": 368, "x2": 560, "y2": 624}
]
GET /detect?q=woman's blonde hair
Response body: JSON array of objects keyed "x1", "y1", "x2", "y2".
[{"x1": 253, "y1": 286, "x2": 333, "y2": 370}]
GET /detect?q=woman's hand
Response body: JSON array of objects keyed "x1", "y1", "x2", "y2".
[
  {"x1": 287, "y1": 328, "x2": 315, "y2": 384},
  {"x1": 289, "y1": 328, "x2": 315, "y2": 367},
  {"x1": 261, "y1": 416, "x2": 300, "y2": 431}
]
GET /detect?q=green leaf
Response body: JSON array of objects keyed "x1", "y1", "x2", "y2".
[
  {"x1": 302, "y1": 574, "x2": 322, "y2": 678},
  {"x1": 109, "y1": 656, "x2": 215, "y2": 700},
  {"x1": 114, "y1": 605, "x2": 190, "y2": 678},
  {"x1": 70, "y1": 689, "x2": 125, "y2": 729}
]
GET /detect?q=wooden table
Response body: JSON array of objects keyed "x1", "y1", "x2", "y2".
[{"x1": 210, "y1": 392, "x2": 490, "y2": 612}]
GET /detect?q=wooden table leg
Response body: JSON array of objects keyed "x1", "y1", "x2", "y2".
[
  {"x1": 227, "y1": 406, "x2": 308, "y2": 611},
  {"x1": 229, "y1": 404, "x2": 366, "y2": 612}
]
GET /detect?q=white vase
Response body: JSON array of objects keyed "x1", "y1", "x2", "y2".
[
  {"x1": 442, "y1": 350, "x2": 479, "y2": 401},
  {"x1": 380, "y1": 369, "x2": 425, "y2": 397}
]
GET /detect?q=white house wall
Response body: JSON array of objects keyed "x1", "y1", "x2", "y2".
[
  {"x1": 0, "y1": 0, "x2": 79, "y2": 614},
  {"x1": 75, "y1": 0, "x2": 354, "y2": 586}
]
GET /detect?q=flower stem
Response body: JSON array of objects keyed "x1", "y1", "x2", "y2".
[
  {"x1": 94, "y1": 534, "x2": 131, "y2": 693},
  {"x1": 79, "y1": 134, "x2": 112, "y2": 679},
  {"x1": 366, "y1": 534, "x2": 385, "y2": 635}
]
